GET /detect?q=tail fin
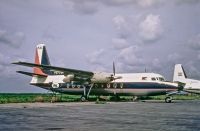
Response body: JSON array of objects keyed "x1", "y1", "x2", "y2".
[
  {"x1": 173, "y1": 64, "x2": 187, "y2": 82},
  {"x1": 34, "y1": 44, "x2": 51, "y2": 75}
]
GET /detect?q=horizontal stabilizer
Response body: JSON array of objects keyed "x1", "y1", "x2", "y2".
[{"x1": 16, "y1": 71, "x2": 47, "y2": 77}]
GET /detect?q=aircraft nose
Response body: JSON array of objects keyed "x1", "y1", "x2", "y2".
[{"x1": 165, "y1": 82, "x2": 180, "y2": 91}]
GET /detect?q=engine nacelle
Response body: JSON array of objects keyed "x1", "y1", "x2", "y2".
[
  {"x1": 91, "y1": 72, "x2": 112, "y2": 83},
  {"x1": 63, "y1": 74, "x2": 75, "y2": 83}
]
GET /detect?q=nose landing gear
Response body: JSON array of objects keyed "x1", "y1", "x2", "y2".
[{"x1": 165, "y1": 96, "x2": 173, "y2": 103}]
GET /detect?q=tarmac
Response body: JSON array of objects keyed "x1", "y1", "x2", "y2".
[{"x1": 0, "y1": 100, "x2": 200, "y2": 131}]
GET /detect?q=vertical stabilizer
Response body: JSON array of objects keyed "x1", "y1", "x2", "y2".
[
  {"x1": 33, "y1": 44, "x2": 51, "y2": 75},
  {"x1": 173, "y1": 64, "x2": 187, "y2": 82}
]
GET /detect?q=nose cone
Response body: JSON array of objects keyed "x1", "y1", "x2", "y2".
[
  {"x1": 165, "y1": 82, "x2": 185, "y2": 92},
  {"x1": 164, "y1": 82, "x2": 179, "y2": 91}
]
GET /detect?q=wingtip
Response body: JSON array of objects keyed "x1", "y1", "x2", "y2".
[
  {"x1": 11, "y1": 62, "x2": 17, "y2": 65},
  {"x1": 11, "y1": 61, "x2": 21, "y2": 65}
]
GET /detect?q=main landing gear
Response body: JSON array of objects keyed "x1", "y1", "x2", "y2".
[
  {"x1": 80, "y1": 84, "x2": 94, "y2": 102},
  {"x1": 165, "y1": 96, "x2": 173, "y2": 103}
]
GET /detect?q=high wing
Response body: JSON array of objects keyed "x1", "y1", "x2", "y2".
[{"x1": 12, "y1": 61, "x2": 94, "y2": 78}]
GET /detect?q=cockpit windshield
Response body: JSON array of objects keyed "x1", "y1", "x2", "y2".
[
  {"x1": 159, "y1": 77, "x2": 165, "y2": 81},
  {"x1": 151, "y1": 77, "x2": 165, "y2": 81}
]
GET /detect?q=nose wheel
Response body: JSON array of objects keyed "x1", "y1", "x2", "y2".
[{"x1": 165, "y1": 96, "x2": 172, "y2": 103}]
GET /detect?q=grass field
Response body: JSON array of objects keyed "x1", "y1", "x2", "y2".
[{"x1": 0, "y1": 93, "x2": 200, "y2": 104}]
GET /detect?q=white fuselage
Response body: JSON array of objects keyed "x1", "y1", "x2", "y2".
[{"x1": 30, "y1": 73, "x2": 178, "y2": 96}]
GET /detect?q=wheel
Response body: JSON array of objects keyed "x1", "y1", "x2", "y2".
[
  {"x1": 165, "y1": 96, "x2": 172, "y2": 103},
  {"x1": 81, "y1": 96, "x2": 86, "y2": 102}
]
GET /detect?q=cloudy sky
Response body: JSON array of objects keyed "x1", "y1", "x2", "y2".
[{"x1": 0, "y1": 0, "x2": 200, "y2": 93}]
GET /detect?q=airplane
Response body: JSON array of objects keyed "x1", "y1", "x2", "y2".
[
  {"x1": 173, "y1": 64, "x2": 200, "y2": 94},
  {"x1": 12, "y1": 44, "x2": 182, "y2": 103}
]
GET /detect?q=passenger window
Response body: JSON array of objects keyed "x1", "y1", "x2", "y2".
[
  {"x1": 151, "y1": 77, "x2": 156, "y2": 81},
  {"x1": 142, "y1": 77, "x2": 147, "y2": 80}
]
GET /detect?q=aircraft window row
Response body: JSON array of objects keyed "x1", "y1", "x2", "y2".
[
  {"x1": 65, "y1": 83, "x2": 124, "y2": 88},
  {"x1": 94, "y1": 83, "x2": 124, "y2": 88}
]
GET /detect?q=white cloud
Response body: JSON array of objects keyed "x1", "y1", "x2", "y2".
[
  {"x1": 112, "y1": 15, "x2": 133, "y2": 38},
  {"x1": 0, "y1": 29, "x2": 25, "y2": 48},
  {"x1": 112, "y1": 38, "x2": 129, "y2": 50},
  {"x1": 139, "y1": 14, "x2": 163, "y2": 42},
  {"x1": 0, "y1": 52, "x2": 10, "y2": 66},
  {"x1": 63, "y1": 0, "x2": 164, "y2": 15},
  {"x1": 63, "y1": 0, "x2": 200, "y2": 15},
  {"x1": 118, "y1": 46, "x2": 144, "y2": 66},
  {"x1": 97, "y1": 0, "x2": 163, "y2": 8},
  {"x1": 197, "y1": 53, "x2": 200, "y2": 60},
  {"x1": 112, "y1": 15, "x2": 127, "y2": 30},
  {"x1": 188, "y1": 34, "x2": 200, "y2": 50},
  {"x1": 63, "y1": 0, "x2": 99, "y2": 15},
  {"x1": 86, "y1": 49, "x2": 105, "y2": 65},
  {"x1": 101, "y1": 0, "x2": 135, "y2": 6},
  {"x1": 0, "y1": 53, "x2": 15, "y2": 77},
  {"x1": 175, "y1": 0, "x2": 200, "y2": 5},
  {"x1": 137, "y1": 0, "x2": 163, "y2": 8},
  {"x1": 167, "y1": 53, "x2": 181, "y2": 62},
  {"x1": 152, "y1": 58, "x2": 161, "y2": 69}
]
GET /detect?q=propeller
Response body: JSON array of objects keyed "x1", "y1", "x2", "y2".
[
  {"x1": 111, "y1": 61, "x2": 122, "y2": 81},
  {"x1": 113, "y1": 62, "x2": 115, "y2": 76}
]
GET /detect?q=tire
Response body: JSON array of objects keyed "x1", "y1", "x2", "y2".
[
  {"x1": 165, "y1": 96, "x2": 172, "y2": 103},
  {"x1": 81, "y1": 96, "x2": 86, "y2": 102}
]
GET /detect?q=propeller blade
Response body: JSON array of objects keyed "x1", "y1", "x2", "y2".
[{"x1": 113, "y1": 62, "x2": 115, "y2": 76}]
